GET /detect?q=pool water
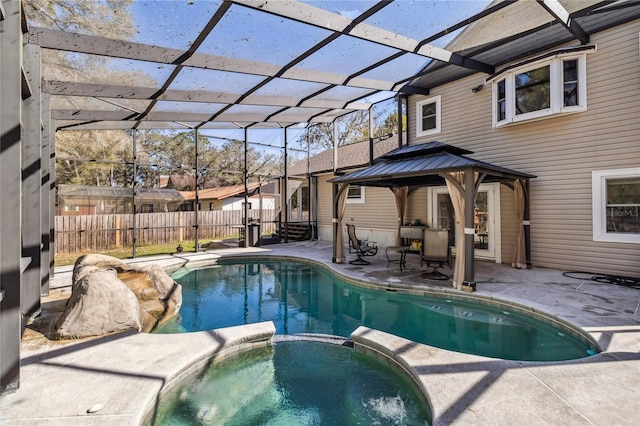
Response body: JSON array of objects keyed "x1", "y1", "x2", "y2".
[
  {"x1": 147, "y1": 341, "x2": 431, "y2": 426},
  {"x1": 155, "y1": 260, "x2": 598, "y2": 361}
]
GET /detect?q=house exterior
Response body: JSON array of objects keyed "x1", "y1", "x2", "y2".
[
  {"x1": 56, "y1": 185, "x2": 185, "y2": 215},
  {"x1": 179, "y1": 181, "x2": 277, "y2": 211},
  {"x1": 306, "y1": 1, "x2": 640, "y2": 278}
]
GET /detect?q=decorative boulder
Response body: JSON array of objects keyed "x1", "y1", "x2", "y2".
[{"x1": 54, "y1": 254, "x2": 182, "y2": 339}]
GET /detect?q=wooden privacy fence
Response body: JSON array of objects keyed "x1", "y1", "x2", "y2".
[{"x1": 55, "y1": 210, "x2": 277, "y2": 254}]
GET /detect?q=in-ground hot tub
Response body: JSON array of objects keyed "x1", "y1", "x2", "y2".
[{"x1": 145, "y1": 339, "x2": 431, "y2": 425}]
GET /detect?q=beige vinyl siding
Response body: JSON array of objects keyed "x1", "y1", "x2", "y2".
[
  {"x1": 407, "y1": 21, "x2": 640, "y2": 277},
  {"x1": 316, "y1": 174, "x2": 334, "y2": 225},
  {"x1": 314, "y1": 174, "x2": 336, "y2": 241},
  {"x1": 406, "y1": 187, "x2": 429, "y2": 225},
  {"x1": 316, "y1": 175, "x2": 429, "y2": 238},
  {"x1": 315, "y1": 174, "x2": 399, "y2": 245},
  {"x1": 343, "y1": 186, "x2": 397, "y2": 230},
  {"x1": 500, "y1": 185, "x2": 517, "y2": 263}
]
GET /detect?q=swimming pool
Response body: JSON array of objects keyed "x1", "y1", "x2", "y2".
[
  {"x1": 156, "y1": 259, "x2": 598, "y2": 361},
  {"x1": 146, "y1": 340, "x2": 431, "y2": 425}
]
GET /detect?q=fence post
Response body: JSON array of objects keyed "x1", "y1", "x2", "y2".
[
  {"x1": 179, "y1": 211, "x2": 184, "y2": 241},
  {"x1": 115, "y1": 214, "x2": 121, "y2": 248}
]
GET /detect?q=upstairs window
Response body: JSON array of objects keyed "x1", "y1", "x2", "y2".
[
  {"x1": 514, "y1": 65, "x2": 550, "y2": 115},
  {"x1": 415, "y1": 95, "x2": 441, "y2": 137},
  {"x1": 563, "y1": 59, "x2": 579, "y2": 106},
  {"x1": 487, "y1": 46, "x2": 595, "y2": 127},
  {"x1": 496, "y1": 80, "x2": 506, "y2": 121}
]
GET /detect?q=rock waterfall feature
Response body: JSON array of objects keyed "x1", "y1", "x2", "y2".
[{"x1": 54, "y1": 254, "x2": 182, "y2": 339}]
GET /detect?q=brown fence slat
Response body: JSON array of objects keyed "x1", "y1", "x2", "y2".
[{"x1": 54, "y1": 209, "x2": 279, "y2": 254}]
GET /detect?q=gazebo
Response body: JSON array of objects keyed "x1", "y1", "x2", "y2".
[{"x1": 330, "y1": 142, "x2": 535, "y2": 290}]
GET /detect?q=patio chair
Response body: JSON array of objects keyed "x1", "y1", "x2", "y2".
[
  {"x1": 421, "y1": 228, "x2": 450, "y2": 280},
  {"x1": 346, "y1": 224, "x2": 378, "y2": 265}
]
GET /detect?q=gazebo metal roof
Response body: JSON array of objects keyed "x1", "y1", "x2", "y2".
[
  {"x1": 24, "y1": 0, "x2": 640, "y2": 132},
  {"x1": 329, "y1": 141, "x2": 536, "y2": 188}
]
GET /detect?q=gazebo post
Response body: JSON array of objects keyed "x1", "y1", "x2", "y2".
[
  {"x1": 524, "y1": 179, "x2": 532, "y2": 268},
  {"x1": 463, "y1": 168, "x2": 476, "y2": 290}
]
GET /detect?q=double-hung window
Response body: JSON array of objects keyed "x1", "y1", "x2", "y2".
[
  {"x1": 592, "y1": 168, "x2": 640, "y2": 244},
  {"x1": 487, "y1": 46, "x2": 595, "y2": 127},
  {"x1": 415, "y1": 95, "x2": 441, "y2": 137}
]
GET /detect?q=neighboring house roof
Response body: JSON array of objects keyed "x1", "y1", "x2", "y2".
[
  {"x1": 330, "y1": 141, "x2": 535, "y2": 187},
  {"x1": 180, "y1": 181, "x2": 267, "y2": 201},
  {"x1": 289, "y1": 134, "x2": 402, "y2": 176},
  {"x1": 408, "y1": 0, "x2": 640, "y2": 91}
]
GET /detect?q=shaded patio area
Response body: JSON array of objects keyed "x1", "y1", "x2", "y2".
[{"x1": 3, "y1": 242, "x2": 638, "y2": 425}]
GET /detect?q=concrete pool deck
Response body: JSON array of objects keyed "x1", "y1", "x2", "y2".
[{"x1": 1, "y1": 241, "x2": 639, "y2": 425}]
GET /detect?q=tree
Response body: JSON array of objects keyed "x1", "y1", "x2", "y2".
[
  {"x1": 307, "y1": 110, "x2": 369, "y2": 152},
  {"x1": 215, "y1": 139, "x2": 283, "y2": 185},
  {"x1": 376, "y1": 111, "x2": 406, "y2": 137},
  {"x1": 140, "y1": 131, "x2": 222, "y2": 190},
  {"x1": 306, "y1": 108, "x2": 402, "y2": 152},
  {"x1": 55, "y1": 130, "x2": 135, "y2": 186},
  {"x1": 24, "y1": 1, "x2": 144, "y2": 87},
  {"x1": 25, "y1": 1, "x2": 163, "y2": 188},
  {"x1": 24, "y1": 0, "x2": 135, "y2": 35}
]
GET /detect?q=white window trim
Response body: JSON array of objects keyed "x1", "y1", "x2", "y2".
[
  {"x1": 346, "y1": 185, "x2": 365, "y2": 204},
  {"x1": 415, "y1": 95, "x2": 441, "y2": 137},
  {"x1": 488, "y1": 48, "x2": 593, "y2": 128},
  {"x1": 592, "y1": 168, "x2": 640, "y2": 244}
]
